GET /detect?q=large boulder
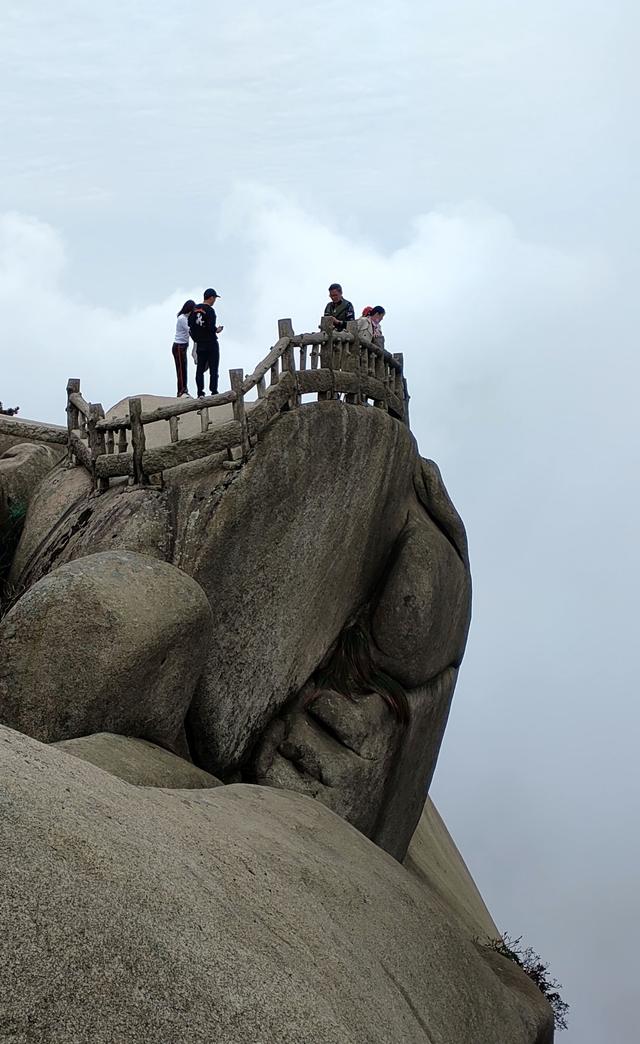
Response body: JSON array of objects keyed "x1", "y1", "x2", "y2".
[
  {"x1": 11, "y1": 477, "x2": 173, "y2": 590},
  {"x1": 0, "y1": 550, "x2": 212, "y2": 749},
  {"x1": 254, "y1": 668, "x2": 460, "y2": 862},
  {"x1": 0, "y1": 442, "x2": 63, "y2": 534},
  {"x1": 254, "y1": 686, "x2": 402, "y2": 839},
  {"x1": 8, "y1": 459, "x2": 92, "y2": 588},
  {"x1": 180, "y1": 403, "x2": 418, "y2": 776},
  {"x1": 0, "y1": 724, "x2": 553, "y2": 1044},
  {"x1": 404, "y1": 797, "x2": 499, "y2": 941},
  {"x1": 2, "y1": 400, "x2": 473, "y2": 865},
  {"x1": 54, "y1": 733, "x2": 223, "y2": 788},
  {"x1": 370, "y1": 505, "x2": 471, "y2": 689},
  {"x1": 414, "y1": 456, "x2": 470, "y2": 567}
]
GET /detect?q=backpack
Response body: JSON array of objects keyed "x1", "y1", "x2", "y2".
[{"x1": 188, "y1": 306, "x2": 209, "y2": 343}]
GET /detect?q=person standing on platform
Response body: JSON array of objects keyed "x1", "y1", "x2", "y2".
[
  {"x1": 172, "y1": 299, "x2": 195, "y2": 398},
  {"x1": 323, "y1": 283, "x2": 355, "y2": 331},
  {"x1": 189, "y1": 289, "x2": 224, "y2": 398}
]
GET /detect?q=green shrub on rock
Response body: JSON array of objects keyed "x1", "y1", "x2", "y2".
[{"x1": 486, "y1": 932, "x2": 569, "y2": 1032}]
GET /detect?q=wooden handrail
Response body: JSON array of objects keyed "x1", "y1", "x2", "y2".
[
  {"x1": 242, "y1": 337, "x2": 290, "y2": 393},
  {"x1": 0, "y1": 416, "x2": 67, "y2": 445},
  {"x1": 68, "y1": 391, "x2": 91, "y2": 418},
  {"x1": 65, "y1": 315, "x2": 410, "y2": 490},
  {"x1": 96, "y1": 389, "x2": 237, "y2": 432}
]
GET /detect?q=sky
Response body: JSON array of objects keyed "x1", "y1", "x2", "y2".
[{"x1": 1, "y1": 2, "x2": 638, "y2": 1039}]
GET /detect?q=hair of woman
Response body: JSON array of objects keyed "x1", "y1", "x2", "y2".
[
  {"x1": 371, "y1": 306, "x2": 385, "y2": 317},
  {"x1": 177, "y1": 299, "x2": 196, "y2": 317}
]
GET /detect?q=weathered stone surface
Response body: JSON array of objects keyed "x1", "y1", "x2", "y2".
[
  {"x1": 182, "y1": 403, "x2": 417, "y2": 775},
  {"x1": 255, "y1": 669, "x2": 460, "y2": 863},
  {"x1": 254, "y1": 686, "x2": 401, "y2": 838},
  {"x1": 55, "y1": 732, "x2": 223, "y2": 788},
  {"x1": 404, "y1": 797, "x2": 499, "y2": 941},
  {"x1": 2, "y1": 400, "x2": 474, "y2": 867},
  {"x1": 0, "y1": 724, "x2": 553, "y2": 1044},
  {"x1": 0, "y1": 551, "x2": 212, "y2": 748},
  {"x1": 373, "y1": 667, "x2": 459, "y2": 860},
  {"x1": 9, "y1": 462, "x2": 93, "y2": 586},
  {"x1": 12, "y1": 480, "x2": 173, "y2": 590},
  {"x1": 370, "y1": 504, "x2": 471, "y2": 689},
  {"x1": 0, "y1": 442, "x2": 63, "y2": 533},
  {"x1": 414, "y1": 456, "x2": 470, "y2": 567}
]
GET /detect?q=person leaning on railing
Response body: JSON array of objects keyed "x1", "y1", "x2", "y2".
[
  {"x1": 323, "y1": 283, "x2": 355, "y2": 331},
  {"x1": 357, "y1": 305, "x2": 386, "y2": 350}
]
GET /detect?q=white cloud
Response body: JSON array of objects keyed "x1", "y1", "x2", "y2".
[{"x1": 1, "y1": 193, "x2": 609, "y2": 427}]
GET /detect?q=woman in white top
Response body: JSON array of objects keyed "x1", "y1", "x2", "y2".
[{"x1": 172, "y1": 300, "x2": 195, "y2": 397}]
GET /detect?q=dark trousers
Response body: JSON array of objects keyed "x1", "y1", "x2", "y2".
[
  {"x1": 196, "y1": 340, "x2": 220, "y2": 395},
  {"x1": 171, "y1": 342, "x2": 188, "y2": 396}
]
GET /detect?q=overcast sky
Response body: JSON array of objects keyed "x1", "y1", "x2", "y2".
[{"x1": 1, "y1": 2, "x2": 638, "y2": 1040}]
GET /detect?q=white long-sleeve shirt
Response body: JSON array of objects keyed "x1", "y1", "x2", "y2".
[{"x1": 174, "y1": 314, "x2": 190, "y2": 344}]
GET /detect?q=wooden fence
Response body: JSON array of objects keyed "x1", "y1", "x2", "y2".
[{"x1": 5, "y1": 318, "x2": 410, "y2": 491}]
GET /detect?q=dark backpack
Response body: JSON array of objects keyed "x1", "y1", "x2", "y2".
[{"x1": 188, "y1": 306, "x2": 209, "y2": 343}]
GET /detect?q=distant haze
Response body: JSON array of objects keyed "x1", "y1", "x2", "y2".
[{"x1": 1, "y1": 3, "x2": 637, "y2": 1040}]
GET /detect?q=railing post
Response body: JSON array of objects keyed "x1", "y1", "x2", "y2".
[
  {"x1": 345, "y1": 320, "x2": 360, "y2": 404},
  {"x1": 278, "y1": 318, "x2": 294, "y2": 339},
  {"x1": 88, "y1": 402, "x2": 109, "y2": 492},
  {"x1": 66, "y1": 378, "x2": 80, "y2": 463},
  {"x1": 392, "y1": 353, "x2": 404, "y2": 399},
  {"x1": 319, "y1": 317, "x2": 334, "y2": 400},
  {"x1": 230, "y1": 369, "x2": 251, "y2": 460},
  {"x1": 129, "y1": 397, "x2": 148, "y2": 485},
  {"x1": 402, "y1": 378, "x2": 411, "y2": 428},
  {"x1": 280, "y1": 327, "x2": 299, "y2": 409},
  {"x1": 169, "y1": 416, "x2": 179, "y2": 443}
]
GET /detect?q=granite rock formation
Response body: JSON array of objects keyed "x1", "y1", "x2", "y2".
[
  {"x1": 5, "y1": 402, "x2": 471, "y2": 860},
  {"x1": 0, "y1": 550, "x2": 213, "y2": 749},
  {"x1": 0, "y1": 725, "x2": 553, "y2": 1044},
  {"x1": 0, "y1": 397, "x2": 553, "y2": 1042}
]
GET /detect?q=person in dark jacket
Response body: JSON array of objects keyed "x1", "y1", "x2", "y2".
[
  {"x1": 188, "y1": 288, "x2": 224, "y2": 397},
  {"x1": 323, "y1": 283, "x2": 355, "y2": 331}
]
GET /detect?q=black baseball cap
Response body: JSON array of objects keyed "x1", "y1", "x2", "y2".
[{"x1": 203, "y1": 288, "x2": 220, "y2": 299}]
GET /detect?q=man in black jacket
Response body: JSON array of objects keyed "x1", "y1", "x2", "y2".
[
  {"x1": 189, "y1": 288, "x2": 223, "y2": 397},
  {"x1": 323, "y1": 283, "x2": 355, "y2": 331}
]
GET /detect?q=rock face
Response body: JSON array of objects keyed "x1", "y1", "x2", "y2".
[
  {"x1": 370, "y1": 504, "x2": 471, "y2": 689},
  {"x1": 181, "y1": 403, "x2": 418, "y2": 777},
  {"x1": 55, "y1": 733, "x2": 223, "y2": 788},
  {"x1": 8, "y1": 462, "x2": 93, "y2": 586},
  {"x1": 0, "y1": 397, "x2": 554, "y2": 1042},
  {"x1": 0, "y1": 551, "x2": 213, "y2": 748},
  {"x1": 10, "y1": 476, "x2": 172, "y2": 589},
  {"x1": 1, "y1": 402, "x2": 473, "y2": 861},
  {"x1": 0, "y1": 725, "x2": 554, "y2": 1044},
  {"x1": 0, "y1": 442, "x2": 63, "y2": 533},
  {"x1": 404, "y1": 797, "x2": 499, "y2": 941}
]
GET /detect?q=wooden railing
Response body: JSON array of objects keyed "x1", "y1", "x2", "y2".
[{"x1": 61, "y1": 317, "x2": 410, "y2": 490}]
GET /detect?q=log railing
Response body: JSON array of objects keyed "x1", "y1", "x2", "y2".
[{"x1": 64, "y1": 317, "x2": 410, "y2": 490}]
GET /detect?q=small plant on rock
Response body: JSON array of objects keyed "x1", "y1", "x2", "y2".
[
  {"x1": 0, "y1": 500, "x2": 27, "y2": 617},
  {"x1": 486, "y1": 932, "x2": 569, "y2": 1032}
]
